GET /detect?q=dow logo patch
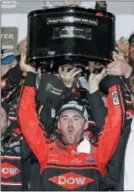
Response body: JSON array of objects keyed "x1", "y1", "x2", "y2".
[
  {"x1": 1, "y1": 162, "x2": 20, "y2": 179},
  {"x1": 49, "y1": 172, "x2": 94, "y2": 190},
  {"x1": 112, "y1": 91, "x2": 120, "y2": 105}
]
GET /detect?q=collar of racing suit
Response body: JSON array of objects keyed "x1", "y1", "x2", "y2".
[{"x1": 55, "y1": 135, "x2": 91, "y2": 154}]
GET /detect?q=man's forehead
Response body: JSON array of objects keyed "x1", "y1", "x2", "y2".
[{"x1": 60, "y1": 109, "x2": 82, "y2": 116}]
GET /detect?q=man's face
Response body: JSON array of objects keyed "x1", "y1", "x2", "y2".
[
  {"x1": 1, "y1": 65, "x2": 11, "y2": 78},
  {"x1": 58, "y1": 109, "x2": 88, "y2": 145},
  {"x1": 0, "y1": 107, "x2": 9, "y2": 138},
  {"x1": 129, "y1": 44, "x2": 134, "y2": 66},
  {"x1": 1, "y1": 59, "x2": 17, "y2": 78}
]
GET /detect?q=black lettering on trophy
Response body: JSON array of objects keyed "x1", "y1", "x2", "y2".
[{"x1": 47, "y1": 16, "x2": 98, "y2": 26}]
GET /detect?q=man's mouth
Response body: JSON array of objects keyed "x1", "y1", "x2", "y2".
[{"x1": 67, "y1": 128, "x2": 74, "y2": 134}]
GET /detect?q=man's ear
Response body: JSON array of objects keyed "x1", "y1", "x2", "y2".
[
  {"x1": 58, "y1": 121, "x2": 61, "y2": 130},
  {"x1": 8, "y1": 120, "x2": 10, "y2": 127},
  {"x1": 84, "y1": 121, "x2": 89, "y2": 131}
]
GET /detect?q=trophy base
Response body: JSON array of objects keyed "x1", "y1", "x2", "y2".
[{"x1": 29, "y1": 54, "x2": 111, "y2": 73}]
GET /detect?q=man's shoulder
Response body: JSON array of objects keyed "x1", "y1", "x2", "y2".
[{"x1": 2, "y1": 139, "x2": 21, "y2": 156}]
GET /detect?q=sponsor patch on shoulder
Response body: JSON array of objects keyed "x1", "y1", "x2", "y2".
[
  {"x1": 86, "y1": 156, "x2": 95, "y2": 163},
  {"x1": 112, "y1": 91, "x2": 120, "y2": 105}
]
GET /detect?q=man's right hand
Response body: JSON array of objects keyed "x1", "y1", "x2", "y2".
[
  {"x1": 58, "y1": 66, "x2": 81, "y2": 88},
  {"x1": 106, "y1": 52, "x2": 132, "y2": 78},
  {"x1": 20, "y1": 53, "x2": 36, "y2": 74},
  {"x1": 88, "y1": 69, "x2": 106, "y2": 94}
]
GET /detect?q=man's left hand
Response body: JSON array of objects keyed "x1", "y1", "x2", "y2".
[
  {"x1": 88, "y1": 68, "x2": 106, "y2": 94},
  {"x1": 20, "y1": 53, "x2": 36, "y2": 74}
]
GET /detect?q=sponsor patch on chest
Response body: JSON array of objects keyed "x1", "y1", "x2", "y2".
[{"x1": 49, "y1": 172, "x2": 94, "y2": 190}]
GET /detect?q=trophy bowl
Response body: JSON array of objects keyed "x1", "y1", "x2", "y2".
[{"x1": 27, "y1": 6, "x2": 115, "y2": 72}]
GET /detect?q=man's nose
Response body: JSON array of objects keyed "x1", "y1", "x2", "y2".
[{"x1": 68, "y1": 119, "x2": 73, "y2": 126}]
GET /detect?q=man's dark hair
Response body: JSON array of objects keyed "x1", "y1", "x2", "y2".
[{"x1": 128, "y1": 32, "x2": 134, "y2": 45}]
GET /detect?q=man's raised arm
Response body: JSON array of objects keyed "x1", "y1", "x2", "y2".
[
  {"x1": 96, "y1": 76, "x2": 125, "y2": 170},
  {"x1": 18, "y1": 55, "x2": 48, "y2": 171}
]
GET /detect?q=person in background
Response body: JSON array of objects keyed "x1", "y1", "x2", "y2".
[
  {"x1": 1, "y1": 102, "x2": 23, "y2": 191},
  {"x1": 1, "y1": 49, "x2": 18, "y2": 78},
  {"x1": 106, "y1": 32, "x2": 134, "y2": 82},
  {"x1": 100, "y1": 33, "x2": 134, "y2": 191},
  {"x1": 1, "y1": 49, "x2": 22, "y2": 135},
  {"x1": 1, "y1": 49, "x2": 30, "y2": 190},
  {"x1": 1, "y1": 49, "x2": 21, "y2": 102},
  {"x1": 124, "y1": 81, "x2": 134, "y2": 190},
  {"x1": 1, "y1": 103, "x2": 10, "y2": 140},
  {"x1": 128, "y1": 32, "x2": 134, "y2": 67}
]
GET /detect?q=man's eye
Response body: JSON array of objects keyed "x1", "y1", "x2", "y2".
[
  {"x1": 74, "y1": 117, "x2": 79, "y2": 121},
  {"x1": 62, "y1": 117, "x2": 68, "y2": 121}
]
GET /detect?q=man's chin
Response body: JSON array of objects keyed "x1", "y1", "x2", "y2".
[{"x1": 66, "y1": 136, "x2": 76, "y2": 145}]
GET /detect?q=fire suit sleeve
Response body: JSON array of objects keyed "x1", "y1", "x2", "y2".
[
  {"x1": 87, "y1": 90, "x2": 107, "y2": 130},
  {"x1": 18, "y1": 72, "x2": 48, "y2": 171},
  {"x1": 96, "y1": 85, "x2": 125, "y2": 172}
]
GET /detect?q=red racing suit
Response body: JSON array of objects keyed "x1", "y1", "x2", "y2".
[{"x1": 18, "y1": 72, "x2": 125, "y2": 191}]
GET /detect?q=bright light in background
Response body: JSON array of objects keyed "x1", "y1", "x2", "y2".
[
  {"x1": 80, "y1": 1, "x2": 95, "y2": 9},
  {"x1": 1, "y1": 1, "x2": 134, "y2": 41},
  {"x1": 1, "y1": 1, "x2": 17, "y2": 9},
  {"x1": 43, "y1": 1, "x2": 96, "y2": 9}
]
